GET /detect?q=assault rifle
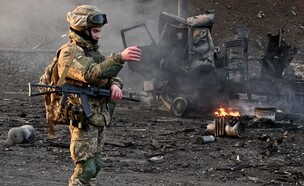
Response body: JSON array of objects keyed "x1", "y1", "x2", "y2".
[{"x1": 28, "y1": 83, "x2": 141, "y2": 117}]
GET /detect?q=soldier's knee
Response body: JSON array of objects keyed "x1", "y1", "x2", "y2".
[{"x1": 76, "y1": 158, "x2": 97, "y2": 184}]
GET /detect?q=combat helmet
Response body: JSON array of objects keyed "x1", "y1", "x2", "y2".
[{"x1": 67, "y1": 5, "x2": 107, "y2": 31}]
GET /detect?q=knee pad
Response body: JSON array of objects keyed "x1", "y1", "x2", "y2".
[
  {"x1": 75, "y1": 158, "x2": 97, "y2": 184},
  {"x1": 93, "y1": 156, "x2": 102, "y2": 178}
]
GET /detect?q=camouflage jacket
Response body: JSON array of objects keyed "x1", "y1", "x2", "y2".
[
  {"x1": 57, "y1": 30, "x2": 124, "y2": 126},
  {"x1": 57, "y1": 30, "x2": 123, "y2": 88}
]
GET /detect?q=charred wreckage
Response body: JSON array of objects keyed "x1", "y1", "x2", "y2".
[{"x1": 121, "y1": 11, "x2": 299, "y2": 118}]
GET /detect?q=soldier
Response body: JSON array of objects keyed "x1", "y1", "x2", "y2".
[{"x1": 61, "y1": 5, "x2": 141, "y2": 186}]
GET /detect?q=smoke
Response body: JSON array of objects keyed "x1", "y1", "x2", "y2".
[
  {"x1": 96, "y1": 0, "x2": 178, "y2": 52},
  {"x1": 0, "y1": 0, "x2": 76, "y2": 48},
  {"x1": 0, "y1": 0, "x2": 176, "y2": 50},
  {"x1": 0, "y1": 0, "x2": 177, "y2": 90}
]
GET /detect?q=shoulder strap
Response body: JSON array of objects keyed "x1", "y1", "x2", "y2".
[{"x1": 57, "y1": 40, "x2": 77, "y2": 86}]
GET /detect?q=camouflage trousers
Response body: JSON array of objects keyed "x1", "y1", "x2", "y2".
[{"x1": 69, "y1": 123, "x2": 106, "y2": 186}]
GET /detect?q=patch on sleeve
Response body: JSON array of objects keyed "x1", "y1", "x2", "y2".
[{"x1": 76, "y1": 53, "x2": 83, "y2": 60}]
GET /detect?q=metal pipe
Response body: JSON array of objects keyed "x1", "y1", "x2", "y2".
[
  {"x1": 178, "y1": 0, "x2": 188, "y2": 19},
  {"x1": 207, "y1": 117, "x2": 245, "y2": 138},
  {"x1": 195, "y1": 135, "x2": 215, "y2": 144},
  {"x1": 225, "y1": 122, "x2": 245, "y2": 138}
]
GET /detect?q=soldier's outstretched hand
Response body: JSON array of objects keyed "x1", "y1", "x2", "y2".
[{"x1": 121, "y1": 46, "x2": 141, "y2": 62}]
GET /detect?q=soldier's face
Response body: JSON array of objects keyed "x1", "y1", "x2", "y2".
[{"x1": 90, "y1": 27, "x2": 102, "y2": 41}]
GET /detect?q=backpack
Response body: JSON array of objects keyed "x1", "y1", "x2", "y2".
[{"x1": 39, "y1": 41, "x2": 77, "y2": 139}]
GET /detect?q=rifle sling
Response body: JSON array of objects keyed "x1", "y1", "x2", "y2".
[{"x1": 57, "y1": 40, "x2": 77, "y2": 87}]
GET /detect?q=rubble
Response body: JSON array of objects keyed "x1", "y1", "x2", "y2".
[{"x1": 7, "y1": 125, "x2": 36, "y2": 144}]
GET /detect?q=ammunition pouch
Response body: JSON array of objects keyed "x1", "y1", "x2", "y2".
[
  {"x1": 45, "y1": 93, "x2": 70, "y2": 126},
  {"x1": 53, "y1": 101, "x2": 70, "y2": 124},
  {"x1": 68, "y1": 104, "x2": 88, "y2": 130}
]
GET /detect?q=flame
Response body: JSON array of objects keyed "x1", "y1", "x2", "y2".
[{"x1": 214, "y1": 107, "x2": 240, "y2": 117}]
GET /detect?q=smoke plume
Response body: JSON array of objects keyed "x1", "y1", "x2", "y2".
[{"x1": 0, "y1": 0, "x2": 177, "y2": 89}]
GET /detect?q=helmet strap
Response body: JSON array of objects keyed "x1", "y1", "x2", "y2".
[{"x1": 88, "y1": 28, "x2": 93, "y2": 39}]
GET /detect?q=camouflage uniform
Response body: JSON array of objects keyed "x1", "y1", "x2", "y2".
[{"x1": 60, "y1": 5, "x2": 124, "y2": 186}]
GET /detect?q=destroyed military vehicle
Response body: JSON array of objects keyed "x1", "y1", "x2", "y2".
[
  {"x1": 121, "y1": 12, "x2": 299, "y2": 116},
  {"x1": 121, "y1": 12, "x2": 227, "y2": 116}
]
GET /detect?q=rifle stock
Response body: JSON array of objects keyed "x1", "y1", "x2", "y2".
[{"x1": 28, "y1": 83, "x2": 58, "y2": 97}]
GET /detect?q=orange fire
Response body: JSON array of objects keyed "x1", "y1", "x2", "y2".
[{"x1": 214, "y1": 107, "x2": 240, "y2": 117}]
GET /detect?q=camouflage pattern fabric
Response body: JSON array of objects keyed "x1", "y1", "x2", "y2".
[
  {"x1": 58, "y1": 29, "x2": 124, "y2": 186},
  {"x1": 69, "y1": 98, "x2": 108, "y2": 161},
  {"x1": 69, "y1": 123, "x2": 106, "y2": 185},
  {"x1": 57, "y1": 30, "x2": 123, "y2": 87},
  {"x1": 67, "y1": 5, "x2": 105, "y2": 32},
  {"x1": 69, "y1": 121, "x2": 106, "y2": 162}
]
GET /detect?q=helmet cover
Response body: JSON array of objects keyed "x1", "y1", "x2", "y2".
[{"x1": 67, "y1": 5, "x2": 107, "y2": 31}]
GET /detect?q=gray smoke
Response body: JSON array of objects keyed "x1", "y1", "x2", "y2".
[
  {"x1": 0, "y1": 0, "x2": 176, "y2": 50},
  {"x1": 0, "y1": 0, "x2": 177, "y2": 90}
]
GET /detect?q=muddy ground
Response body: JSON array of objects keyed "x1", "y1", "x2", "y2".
[{"x1": 0, "y1": 94, "x2": 303, "y2": 186}]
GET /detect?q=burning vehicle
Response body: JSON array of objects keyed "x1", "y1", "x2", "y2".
[{"x1": 121, "y1": 11, "x2": 299, "y2": 117}]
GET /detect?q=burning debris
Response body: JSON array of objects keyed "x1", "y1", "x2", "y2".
[{"x1": 206, "y1": 107, "x2": 245, "y2": 138}]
